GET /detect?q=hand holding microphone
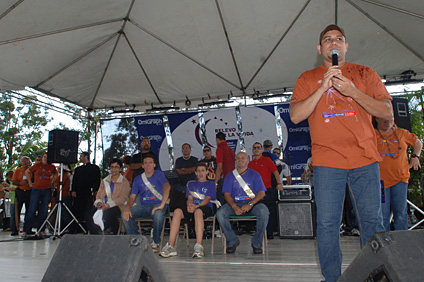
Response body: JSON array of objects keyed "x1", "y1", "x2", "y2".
[{"x1": 331, "y1": 49, "x2": 339, "y2": 66}]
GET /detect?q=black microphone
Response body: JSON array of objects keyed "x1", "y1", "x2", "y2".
[{"x1": 331, "y1": 49, "x2": 339, "y2": 66}]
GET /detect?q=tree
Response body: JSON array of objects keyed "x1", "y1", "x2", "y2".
[
  {"x1": 103, "y1": 118, "x2": 139, "y2": 175},
  {"x1": 0, "y1": 93, "x2": 51, "y2": 172},
  {"x1": 406, "y1": 90, "x2": 424, "y2": 207}
]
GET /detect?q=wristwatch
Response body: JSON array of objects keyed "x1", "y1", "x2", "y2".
[
  {"x1": 248, "y1": 202, "x2": 253, "y2": 207},
  {"x1": 412, "y1": 154, "x2": 419, "y2": 158}
]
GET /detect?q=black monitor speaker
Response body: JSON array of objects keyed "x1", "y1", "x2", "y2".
[
  {"x1": 392, "y1": 97, "x2": 411, "y2": 132},
  {"x1": 42, "y1": 235, "x2": 168, "y2": 282},
  {"x1": 47, "y1": 130, "x2": 78, "y2": 164},
  {"x1": 339, "y1": 230, "x2": 424, "y2": 282}
]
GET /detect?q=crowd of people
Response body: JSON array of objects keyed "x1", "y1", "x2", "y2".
[
  {"x1": 0, "y1": 23, "x2": 422, "y2": 282},
  {"x1": 0, "y1": 152, "x2": 101, "y2": 237}
]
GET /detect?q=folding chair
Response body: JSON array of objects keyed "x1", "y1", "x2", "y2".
[
  {"x1": 220, "y1": 215, "x2": 268, "y2": 253},
  {"x1": 117, "y1": 214, "x2": 171, "y2": 251},
  {"x1": 180, "y1": 201, "x2": 220, "y2": 253}
]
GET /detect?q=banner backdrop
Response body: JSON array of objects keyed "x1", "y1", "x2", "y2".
[
  {"x1": 240, "y1": 105, "x2": 280, "y2": 158},
  {"x1": 134, "y1": 115, "x2": 166, "y2": 168},
  {"x1": 160, "y1": 112, "x2": 199, "y2": 170},
  {"x1": 135, "y1": 104, "x2": 311, "y2": 176},
  {"x1": 276, "y1": 103, "x2": 311, "y2": 179},
  {"x1": 203, "y1": 108, "x2": 239, "y2": 154}
]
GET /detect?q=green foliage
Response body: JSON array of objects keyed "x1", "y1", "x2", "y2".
[
  {"x1": 102, "y1": 118, "x2": 139, "y2": 176},
  {"x1": 0, "y1": 93, "x2": 51, "y2": 173},
  {"x1": 405, "y1": 90, "x2": 424, "y2": 207}
]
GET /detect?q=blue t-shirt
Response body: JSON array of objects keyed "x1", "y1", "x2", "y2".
[
  {"x1": 186, "y1": 180, "x2": 216, "y2": 209},
  {"x1": 222, "y1": 169, "x2": 266, "y2": 202},
  {"x1": 263, "y1": 149, "x2": 278, "y2": 162},
  {"x1": 132, "y1": 170, "x2": 168, "y2": 205}
]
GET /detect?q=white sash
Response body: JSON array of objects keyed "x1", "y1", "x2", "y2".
[
  {"x1": 104, "y1": 180, "x2": 112, "y2": 202},
  {"x1": 142, "y1": 173, "x2": 162, "y2": 200},
  {"x1": 142, "y1": 173, "x2": 170, "y2": 204},
  {"x1": 188, "y1": 189, "x2": 221, "y2": 208},
  {"x1": 232, "y1": 169, "x2": 255, "y2": 199}
]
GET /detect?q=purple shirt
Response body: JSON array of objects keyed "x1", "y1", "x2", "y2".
[
  {"x1": 222, "y1": 169, "x2": 266, "y2": 202},
  {"x1": 131, "y1": 170, "x2": 168, "y2": 205},
  {"x1": 186, "y1": 180, "x2": 216, "y2": 209}
]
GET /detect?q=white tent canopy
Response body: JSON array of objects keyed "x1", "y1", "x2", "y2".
[{"x1": 1, "y1": 0, "x2": 423, "y2": 112}]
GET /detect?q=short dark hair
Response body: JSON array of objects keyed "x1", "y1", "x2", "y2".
[
  {"x1": 109, "y1": 158, "x2": 122, "y2": 168},
  {"x1": 122, "y1": 155, "x2": 132, "y2": 165},
  {"x1": 142, "y1": 154, "x2": 155, "y2": 163},
  {"x1": 253, "y1": 142, "x2": 262, "y2": 148},
  {"x1": 216, "y1": 132, "x2": 226, "y2": 141},
  {"x1": 81, "y1": 152, "x2": 90, "y2": 159},
  {"x1": 182, "y1": 143, "x2": 191, "y2": 149},
  {"x1": 196, "y1": 162, "x2": 208, "y2": 171}
]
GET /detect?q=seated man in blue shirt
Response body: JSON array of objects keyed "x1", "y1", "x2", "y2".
[
  {"x1": 216, "y1": 152, "x2": 269, "y2": 254},
  {"x1": 122, "y1": 155, "x2": 170, "y2": 252}
]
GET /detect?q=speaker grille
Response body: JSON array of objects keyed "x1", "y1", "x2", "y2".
[
  {"x1": 47, "y1": 130, "x2": 79, "y2": 164},
  {"x1": 278, "y1": 202, "x2": 314, "y2": 238}
]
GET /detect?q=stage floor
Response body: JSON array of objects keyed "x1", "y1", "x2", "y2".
[{"x1": 0, "y1": 230, "x2": 362, "y2": 282}]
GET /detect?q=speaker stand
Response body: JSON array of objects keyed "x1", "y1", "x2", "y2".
[
  {"x1": 37, "y1": 163, "x2": 87, "y2": 239},
  {"x1": 407, "y1": 199, "x2": 424, "y2": 230}
]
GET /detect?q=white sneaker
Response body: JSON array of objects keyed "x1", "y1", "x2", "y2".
[
  {"x1": 160, "y1": 243, "x2": 177, "y2": 257},
  {"x1": 215, "y1": 230, "x2": 221, "y2": 238},
  {"x1": 351, "y1": 228, "x2": 360, "y2": 236},
  {"x1": 151, "y1": 242, "x2": 160, "y2": 253},
  {"x1": 192, "y1": 243, "x2": 204, "y2": 258}
]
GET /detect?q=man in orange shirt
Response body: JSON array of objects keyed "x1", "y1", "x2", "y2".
[
  {"x1": 11, "y1": 156, "x2": 32, "y2": 235},
  {"x1": 290, "y1": 24, "x2": 392, "y2": 282},
  {"x1": 23, "y1": 152, "x2": 58, "y2": 236}
]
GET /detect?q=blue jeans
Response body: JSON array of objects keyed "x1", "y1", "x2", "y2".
[
  {"x1": 314, "y1": 163, "x2": 384, "y2": 282},
  {"x1": 23, "y1": 188, "x2": 52, "y2": 233},
  {"x1": 122, "y1": 203, "x2": 167, "y2": 244},
  {"x1": 9, "y1": 203, "x2": 17, "y2": 231},
  {"x1": 381, "y1": 181, "x2": 408, "y2": 231},
  {"x1": 216, "y1": 202, "x2": 269, "y2": 249}
]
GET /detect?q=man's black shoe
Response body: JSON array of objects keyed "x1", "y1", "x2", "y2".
[
  {"x1": 11, "y1": 231, "x2": 19, "y2": 236},
  {"x1": 226, "y1": 239, "x2": 240, "y2": 254},
  {"x1": 252, "y1": 245, "x2": 263, "y2": 254},
  {"x1": 267, "y1": 234, "x2": 274, "y2": 240},
  {"x1": 27, "y1": 231, "x2": 36, "y2": 235}
]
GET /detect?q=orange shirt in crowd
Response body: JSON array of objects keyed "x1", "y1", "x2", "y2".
[
  {"x1": 291, "y1": 62, "x2": 392, "y2": 169},
  {"x1": 376, "y1": 127, "x2": 417, "y2": 188},
  {"x1": 12, "y1": 167, "x2": 31, "y2": 191},
  {"x1": 54, "y1": 171, "x2": 71, "y2": 197},
  {"x1": 28, "y1": 163, "x2": 57, "y2": 189}
]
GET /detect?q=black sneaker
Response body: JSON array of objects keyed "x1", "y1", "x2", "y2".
[
  {"x1": 226, "y1": 239, "x2": 240, "y2": 254},
  {"x1": 252, "y1": 245, "x2": 263, "y2": 254},
  {"x1": 11, "y1": 231, "x2": 19, "y2": 236}
]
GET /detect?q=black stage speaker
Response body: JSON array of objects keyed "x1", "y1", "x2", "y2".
[
  {"x1": 339, "y1": 230, "x2": 424, "y2": 282},
  {"x1": 47, "y1": 130, "x2": 78, "y2": 164},
  {"x1": 392, "y1": 97, "x2": 412, "y2": 132},
  {"x1": 278, "y1": 201, "x2": 316, "y2": 239},
  {"x1": 42, "y1": 235, "x2": 168, "y2": 282}
]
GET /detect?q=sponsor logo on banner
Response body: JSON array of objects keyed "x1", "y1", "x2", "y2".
[{"x1": 137, "y1": 118, "x2": 163, "y2": 126}]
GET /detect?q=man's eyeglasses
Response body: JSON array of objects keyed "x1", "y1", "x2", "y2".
[
  {"x1": 273, "y1": 151, "x2": 281, "y2": 155},
  {"x1": 203, "y1": 149, "x2": 211, "y2": 152},
  {"x1": 141, "y1": 142, "x2": 150, "y2": 144},
  {"x1": 253, "y1": 146, "x2": 262, "y2": 150},
  {"x1": 182, "y1": 147, "x2": 191, "y2": 150}
]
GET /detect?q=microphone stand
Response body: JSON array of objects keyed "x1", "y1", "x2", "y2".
[{"x1": 37, "y1": 163, "x2": 86, "y2": 239}]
